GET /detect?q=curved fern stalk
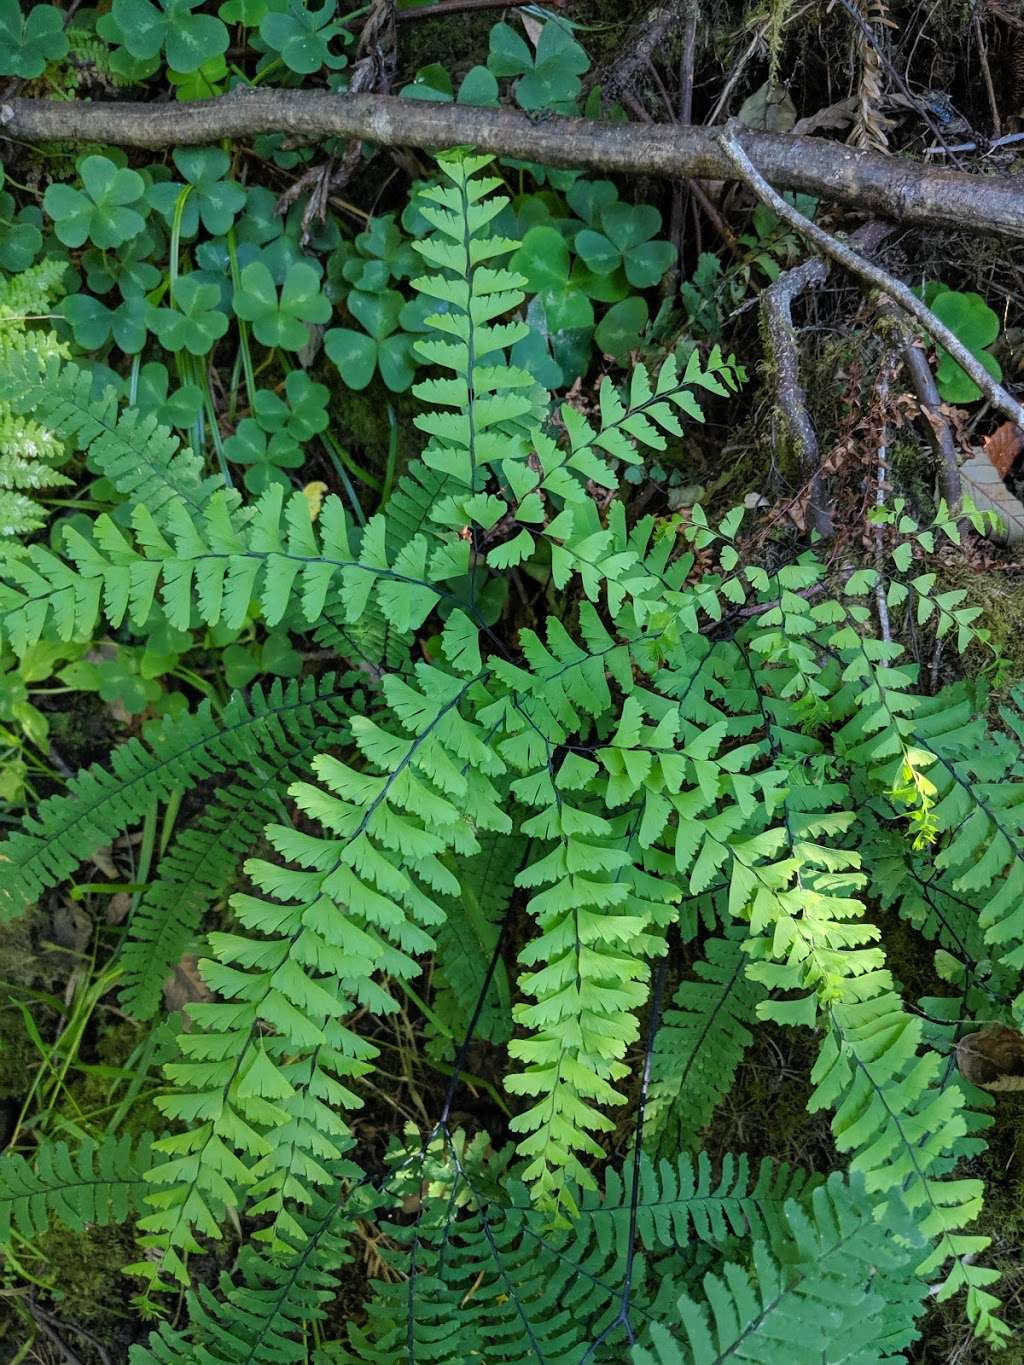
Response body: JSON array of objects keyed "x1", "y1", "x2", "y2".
[
  {"x1": 344, "y1": 1134, "x2": 813, "y2": 1364},
  {"x1": 0, "y1": 1132, "x2": 153, "y2": 1242},
  {"x1": 0, "y1": 674, "x2": 354, "y2": 922},
  {"x1": 135, "y1": 664, "x2": 509, "y2": 1291},
  {"x1": 646, "y1": 929, "x2": 763, "y2": 1155},
  {"x1": 118, "y1": 690, "x2": 358, "y2": 1020},
  {"x1": 632, "y1": 1172, "x2": 925, "y2": 1365}
]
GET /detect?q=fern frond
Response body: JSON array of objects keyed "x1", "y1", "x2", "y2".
[
  {"x1": 426, "y1": 827, "x2": 524, "y2": 1054},
  {"x1": 633, "y1": 1172, "x2": 924, "y2": 1364},
  {"x1": 0, "y1": 484, "x2": 466, "y2": 657},
  {"x1": 0, "y1": 348, "x2": 228, "y2": 523},
  {"x1": 131, "y1": 1156, "x2": 366, "y2": 1364},
  {"x1": 647, "y1": 929, "x2": 763, "y2": 1154},
  {"x1": 0, "y1": 674, "x2": 353, "y2": 922},
  {"x1": 118, "y1": 686, "x2": 354, "y2": 1020},
  {"x1": 136, "y1": 664, "x2": 509, "y2": 1288},
  {"x1": 0, "y1": 1132, "x2": 153, "y2": 1241}
]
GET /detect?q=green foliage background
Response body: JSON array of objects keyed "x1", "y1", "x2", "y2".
[{"x1": 0, "y1": 4, "x2": 1023, "y2": 1363}]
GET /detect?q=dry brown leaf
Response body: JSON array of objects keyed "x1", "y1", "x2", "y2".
[
  {"x1": 792, "y1": 97, "x2": 857, "y2": 135},
  {"x1": 164, "y1": 954, "x2": 214, "y2": 1015},
  {"x1": 981, "y1": 421, "x2": 1024, "y2": 479},
  {"x1": 106, "y1": 891, "x2": 133, "y2": 925},
  {"x1": 956, "y1": 1025, "x2": 1024, "y2": 1091}
]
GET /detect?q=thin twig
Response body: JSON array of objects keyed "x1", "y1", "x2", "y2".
[
  {"x1": 972, "y1": 9, "x2": 1002, "y2": 137},
  {"x1": 715, "y1": 123, "x2": 1024, "y2": 429},
  {"x1": 901, "y1": 338, "x2": 963, "y2": 508},
  {"x1": 760, "y1": 257, "x2": 833, "y2": 537},
  {"x1": 874, "y1": 373, "x2": 893, "y2": 643}
]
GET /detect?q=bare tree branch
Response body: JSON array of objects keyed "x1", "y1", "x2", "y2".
[
  {"x1": 4, "y1": 92, "x2": 1024, "y2": 239},
  {"x1": 715, "y1": 123, "x2": 1024, "y2": 429},
  {"x1": 760, "y1": 258, "x2": 832, "y2": 538}
]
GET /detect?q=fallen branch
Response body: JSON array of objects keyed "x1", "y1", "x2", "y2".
[
  {"x1": 900, "y1": 336, "x2": 963, "y2": 508},
  {"x1": 760, "y1": 258, "x2": 832, "y2": 538},
  {"x1": 715, "y1": 123, "x2": 1024, "y2": 429},
  {"x1": 4, "y1": 92, "x2": 1024, "y2": 240}
]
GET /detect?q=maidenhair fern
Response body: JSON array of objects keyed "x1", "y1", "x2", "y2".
[{"x1": 1, "y1": 150, "x2": 1022, "y2": 1362}]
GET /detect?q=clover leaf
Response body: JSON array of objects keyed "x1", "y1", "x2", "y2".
[
  {"x1": 81, "y1": 249, "x2": 161, "y2": 300},
  {"x1": 61, "y1": 652, "x2": 161, "y2": 716},
  {"x1": 0, "y1": 0, "x2": 67, "y2": 77},
  {"x1": 60, "y1": 290, "x2": 150, "y2": 354},
  {"x1": 223, "y1": 630, "x2": 301, "y2": 688},
  {"x1": 218, "y1": 0, "x2": 268, "y2": 21},
  {"x1": 487, "y1": 19, "x2": 589, "y2": 111},
  {"x1": 98, "y1": 0, "x2": 228, "y2": 74},
  {"x1": 152, "y1": 273, "x2": 229, "y2": 354},
  {"x1": 252, "y1": 370, "x2": 330, "y2": 442},
  {"x1": 566, "y1": 179, "x2": 619, "y2": 228},
  {"x1": 352, "y1": 214, "x2": 419, "y2": 284},
  {"x1": 0, "y1": 181, "x2": 41, "y2": 272},
  {"x1": 325, "y1": 288, "x2": 417, "y2": 392},
  {"x1": 575, "y1": 202, "x2": 675, "y2": 289},
  {"x1": 168, "y1": 52, "x2": 228, "y2": 99},
  {"x1": 930, "y1": 289, "x2": 1003, "y2": 404},
  {"x1": 224, "y1": 418, "x2": 303, "y2": 493},
  {"x1": 401, "y1": 61, "x2": 499, "y2": 106},
  {"x1": 149, "y1": 148, "x2": 246, "y2": 236},
  {"x1": 594, "y1": 296, "x2": 649, "y2": 359},
  {"x1": 233, "y1": 259, "x2": 331, "y2": 350},
  {"x1": 134, "y1": 361, "x2": 204, "y2": 428},
  {"x1": 260, "y1": 0, "x2": 350, "y2": 74},
  {"x1": 44, "y1": 156, "x2": 147, "y2": 250},
  {"x1": 510, "y1": 225, "x2": 593, "y2": 383}
]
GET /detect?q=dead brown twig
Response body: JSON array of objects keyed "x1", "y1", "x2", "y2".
[{"x1": 715, "y1": 123, "x2": 1024, "y2": 430}]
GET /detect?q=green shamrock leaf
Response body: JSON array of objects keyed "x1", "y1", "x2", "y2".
[
  {"x1": 60, "y1": 290, "x2": 150, "y2": 355},
  {"x1": 930, "y1": 289, "x2": 1003, "y2": 404},
  {"x1": 44, "y1": 155, "x2": 147, "y2": 250},
  {"x1": 325, "y1": 288, "x2": 418, "y2": 391},
  {"x1": 61, "y1": 654, "x2": 161, "y2": 716},
  {"x1": 487, "y1": 19, "x2": 589, "y2": 111},
  {"x1": 594, "y1": 296, "x2": 649, "y2": 359},
  {"x1": 149, "y1": 148, "x2": 246, "y2": 236},
  {"x1": 0, "y1": 181, "x2": 41, "y2": 272},
  {"x1": 168, "y1": 52, "x2": 228, "y2": 99},
  {"x1": 233, "y1": 259, "x2": 332, "y2": 350},
  {"x1": 151, "y1": 273, "x2": 229, "y2": 355},
  {"x1": 575, "y1": 202, "x2": 675, "y2": 289},
  {"x1": 510, "y1": 225, "x2": 593, "y2": 383},
  {"x1": 401, "y1": 61, "x2": 499, "y2": 106},
  {"x1": 566, "y1": 179, "x2": 619, "y2": 228},
  {"x1": 252, "y1": 370, "x2": 330, "y2": 442},
  {"x1": 223, "y1": 630, "x2": 301, "y2": 688},
  {"x1": 98, "y1": 0, "x2": 228, "y2": 73},
  {"x1": 134, "y1": 361, "x2": 204, "y2": 428},
  {"x1": 224, "y1": 417, "x2": 303, "y2": 493},
  {"x1": 260, "y1": 0, "x2": 349, "y2": 74},
  {"x1": 351, "y1": 214, "x2": 419, "y2": 284},
  {"x1": 0, "y1": 0, "x2": 67, "y2": 77},
  {"x1": 218, "y1": 0, "x2": 267, "y2": 21}
]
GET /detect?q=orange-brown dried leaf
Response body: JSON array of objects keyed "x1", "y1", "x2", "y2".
[{"x1": 981, "y1": 422, "x2": 1024, "y2": 479}]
